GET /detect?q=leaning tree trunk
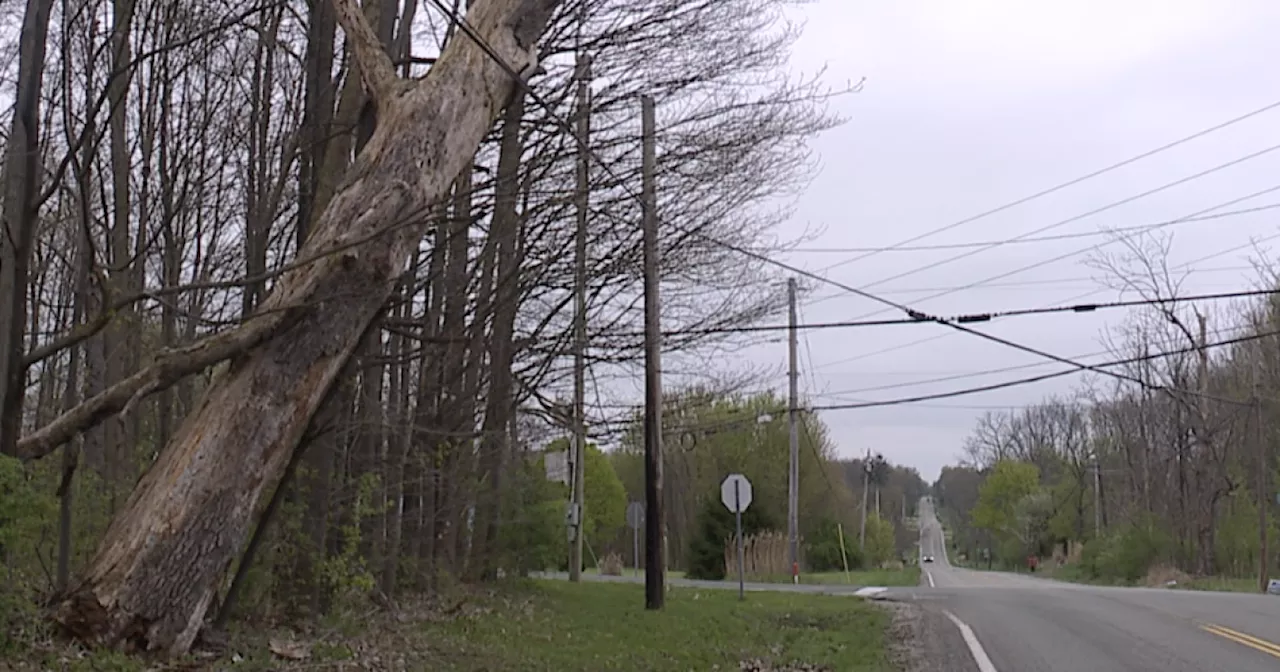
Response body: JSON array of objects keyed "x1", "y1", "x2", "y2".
[{"x1": 52, "y1": 0, "x2": 558, "y2": 655}]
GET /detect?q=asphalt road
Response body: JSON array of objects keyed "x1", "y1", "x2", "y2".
[{"x1": 903, "y1": 498, "x2": 1280, "y2": 671}]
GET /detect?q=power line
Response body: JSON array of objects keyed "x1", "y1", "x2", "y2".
[
  {"x1": 806, "y1": 328, "x2": 1280, "y2": 412},
  {"x1": 817, "y1": 175, "x2": 1280, "y2": 297},
  {"x1": 618, "y1": 287, "x2": 1280, "y2": 338},
  {"x1": 814, "y1": 324, "x2": 1254, "y2": 399},
  {"x1": 807, "y1": 98, "x2": 1280, "y2": 269},
  {"x1": 421, "y1": 1, "x2": 1268, "y2": 409},
  {"x1": 777, "y1": 205, "x2": 1280, "y2": 255},
  {"x1": 807, "y1": 210, "x2": 1280, "y2": 371},
  {"x1": 840, "y1": 185, "x2": 1280, "y2": 317}
]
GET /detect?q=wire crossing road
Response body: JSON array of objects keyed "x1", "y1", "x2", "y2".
[{"x1": 901, "y1": 499, "x2": 1280, "y2": 671}]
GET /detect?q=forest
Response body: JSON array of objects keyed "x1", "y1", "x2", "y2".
[
  {"x1": 934, "y1": 234, "x2": 1280, "y2": 588},
  {"x1": 0, "y1": 0, "x2": 907, "y2": 662}
]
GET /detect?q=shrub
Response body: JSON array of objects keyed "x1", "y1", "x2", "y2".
[
  {"x1": 1080, "y1": 516, "x2": 1172, "y2": 583},
  {"x1": 804, "y1": 517, "x2": 863, "y2": 572},
  {"x1": 687, "y1": 496, "x2": 776, "y2": 580}
]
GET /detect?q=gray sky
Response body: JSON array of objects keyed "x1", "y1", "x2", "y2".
[{"x1": 754, "y1": 0, "x2": 1280, "y2": 482}]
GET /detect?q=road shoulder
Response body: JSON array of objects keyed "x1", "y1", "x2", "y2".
[{"x1": 879, "y1": 599, "x2": 979, "y2": 672}]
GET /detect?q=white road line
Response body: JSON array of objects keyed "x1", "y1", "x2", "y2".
[
  {"x1": 944, "y1": 610, "x2": 998, "y2": 672},
  {"x1": 925, "y1": 570, "x2": 935, "y2": 588}
]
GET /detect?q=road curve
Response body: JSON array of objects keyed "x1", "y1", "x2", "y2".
[{"x1": 902, "y1": 498, "x2": 1280, "y2": 671}]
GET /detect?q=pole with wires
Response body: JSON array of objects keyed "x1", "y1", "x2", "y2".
[
  {"x1": 860, "y1": 449, "x2": 870, "y2": 551},
  {"x1": 1256, "y1": 365, "x2": 1268, "y2": 593},
  {"x1": 641, "y1": 94, "x2": 665, "y2": 610},
  {"x1": 787, "y1": 278, "x2": 800, "y2": 584},
  {"x1": 568, "y1": 52, "x2": 591, "y2": 583}
]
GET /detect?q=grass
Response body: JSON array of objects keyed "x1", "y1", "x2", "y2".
[
  {"x1": 992, "y1": 563, "x2": 1269, "y2": 594},
  {"x1": 420, "y1": 579, "x2": 896, "y2": 671},
  {"x1": 3, "y1": 579, "x2": 897, "y2": 671}
]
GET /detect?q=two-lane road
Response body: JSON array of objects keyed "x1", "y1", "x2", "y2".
[{"x1": 906, "y1": 498, "x2": 1280, "y2": 671}]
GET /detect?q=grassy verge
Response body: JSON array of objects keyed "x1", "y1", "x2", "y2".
[
  {"x1": 422, "y1": 579, "x2": 896, "y2": 671},
  {"x1": 6, "y1": 580, "x2": 898, "y2": 671},
  {"x1": 1005, "y1": 564, "x2": 1267, "y2": 594}
]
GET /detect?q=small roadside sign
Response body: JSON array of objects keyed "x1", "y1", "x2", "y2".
[
  {"x1": 627, "y1": 501, "x2": 644, "y2": 576},
  {"x1": 627, "y1": 501, "x2": 645, "y2": 529},
  {"x1": 720, "y1": 473, "x2": 752, "y2": 601},
  {"x1": 720, "y1": 473, "x2": 753, "y2": 513}
]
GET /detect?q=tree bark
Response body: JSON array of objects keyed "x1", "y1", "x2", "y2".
[
  {"x1": 0, "y1": 0, "x2": 55, "y2": 456},
  {"x1": 468, "y1": 91, "x2": 525, "y2": 580},
  {"x1": 51, "y1": 0, "x2": 559, "y2": 655}
]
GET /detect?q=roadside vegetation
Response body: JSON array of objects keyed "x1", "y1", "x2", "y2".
[
  {"x1": 933, "y1": 236, "x2": 1280, "y2": 592},
  {"x1": 4, "y1": 580, "x2": 899, "y2": 671}
]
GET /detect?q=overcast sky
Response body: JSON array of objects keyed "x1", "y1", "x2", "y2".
[{"x1": 738, "y1": 0, "x2": 1280, "y2": 482}]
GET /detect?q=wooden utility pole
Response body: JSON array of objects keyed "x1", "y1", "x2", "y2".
[
  {"x1": 1257, "y1": 366, "x2": 1269, "y2": 593},
  {"x1": 1093, "y1": 459, "x2": 1102, "y2": 538},
  {"x1": 859, "y1": 450, "x2": 870, "y2": 550},
  {"x1": 641, "y1": 94, "x2": 665, "y2": 609},
  {"x1": 569, "y1": 52, "x2": 591, "y2": 583},
  {"x1": 787, "y1": 278, "x2": 800, "y2": 583}
]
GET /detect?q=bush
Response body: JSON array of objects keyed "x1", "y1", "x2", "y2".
[
  {"x1": 1080, "y1": 517, "x2": 1172, "y2": 583},
  {"x1": 805, "y1": 517, "x2": 863, "y2": 572},
  {"x1": 687, "y1": 496, "x2": 776, "y2": 580}
]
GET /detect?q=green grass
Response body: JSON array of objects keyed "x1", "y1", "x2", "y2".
[
  {"x1": 1177, "y1": 575, "x2": 1265, "y2": 593},
  {"x1": 420, "y1": 579, "x2": 896, "y2": 671},
  {"x1": 1005, "y1": 564, "x2": 1267, "y2": 594}
]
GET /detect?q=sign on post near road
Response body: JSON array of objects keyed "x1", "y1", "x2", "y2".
[
  {"x1": 720, "y1": 473, "x2": 752, "y2": 513},
  {"x1": 626, "y1": 502, "x2": 645, "y2": 576},
  {"x1": 720, "y1": 473, "x2": 752, "y2": 600}
]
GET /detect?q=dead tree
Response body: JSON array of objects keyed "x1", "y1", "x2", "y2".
[{"x1": 48, "y1": 0, "x2": 560, "y2": 655}]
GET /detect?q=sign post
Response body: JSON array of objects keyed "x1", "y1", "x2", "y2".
[
  {"x1": 720, "y1": 473, "x2": 753, "y2": 601},
  {"x1": 627, "y1": 502, "x2": 645, "y2": 576}
]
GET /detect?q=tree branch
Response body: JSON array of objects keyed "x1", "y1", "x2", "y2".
[
  {"x1": 332, "y1": 0, "x2": 401, "y2": 107},
  {"x1": 14, "y1": 315, "x2": 290, "y2": 461}
]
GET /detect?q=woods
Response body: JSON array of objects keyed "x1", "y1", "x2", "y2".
[
  {"x1": 0, "y1": 0, "x2": 855, "y2": 660},
  {"x1": 935, "y1": 234, "x2": 1280, "y2": 586}
]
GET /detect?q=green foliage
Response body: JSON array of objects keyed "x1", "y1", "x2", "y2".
[
  {"x1": 582, "y1": 443, "x2": 627, "y2": 543},
  {"x1": 1047, "y1": 474, "x2": 1093, "y2": 543},
  {"x1": 971, "y1": 460, "x2": 1040, "y2": 540},
  {"x1": 804, "y1": 517, "x2": 863, "y2": 572},
  {"x1": 687, "y1": 495, "x2": 777, "y2": 580},
  {"x1": 862, "y1": 513, "x2": 896, "y2": 567},
  {"x1": 318, "y1": 472, "x2": 379, "y2": 603},
  {"x1": 1213, "y1": 488, "x2": 1280, "y2": 577},
  {"x1": 544, "y1": 438, "x2": 628, "y2": 548},
  {"x1": 498, "y1": 457, "x2": 566, "y2": 574},
  {"x1": 614, "y1": 388, "x2": 854, "y2": 572},
  {"x1": 1079, "y1": 515, "x2": 1172, "y2": 583},
  {"x1": 0, "y1": 455, "x2": 56, "y2": 654}
]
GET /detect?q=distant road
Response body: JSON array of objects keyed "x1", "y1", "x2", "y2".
[{"x1": 901, "y1": 498, "x2": 1280, "y2": 671}]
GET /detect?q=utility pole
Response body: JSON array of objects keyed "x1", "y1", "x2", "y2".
[
  {"x1": 641, "y1": 94, "x2": 665, "y2": 610},
  {"x1": 568, "y1": 52, "x2": 591, "y2": 583},
  {"x1": 1257, "y1": 366, "x2": 1269, "y2": 593},
  {"x1": 1093, "y1": 459, "x2": 1102, "y2": 538},
  {"x1": 859, "y1": 450, "x2": 870, "y2": 550},
  {"x1": 787, "y1": 278, "x2": 799, "y2": 584}
]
